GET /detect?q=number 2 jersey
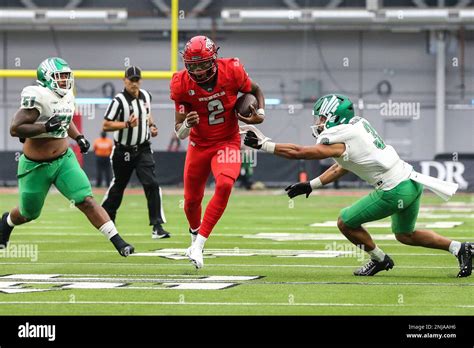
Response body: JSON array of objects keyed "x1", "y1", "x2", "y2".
[
  {"x1": 170, "y1": 58, "x2": 253, "y2": 147},
  {"x1": 316, "y1": 116, "x2": 413, "y2": 190},
  {"x1": 20, "y1": 85, "x2": 75, "y2": 139}
]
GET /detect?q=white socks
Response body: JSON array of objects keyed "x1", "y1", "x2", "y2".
[
  {"x1": 367, "y1": 246, "x2": 386, "y2": 262},
  {"x1": 449, "y1": 241, "x2": 461, "y2": 256},
  {"x1": 190, "y1": 227, "x2": 200, "y2": 244},
  {"x1": 99, "y1": 221, "x2": 118, "y2": 240},
  {"x1": 6, "y1": 214, "x2": 15, "y2": 228},
  {"x1": 194, "y1": 234, "x2": 207, "y2": 251}
]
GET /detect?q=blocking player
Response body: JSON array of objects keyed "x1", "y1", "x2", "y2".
[
  {"x1": 171, "y1": 35, "x2": 265, "y2": 269},
  {"x1": 0, "y1": 57, "x2": 134, "y2": 257},
  {"x1": 244, "y1": 94, "x2": 472, "y2": 277}
]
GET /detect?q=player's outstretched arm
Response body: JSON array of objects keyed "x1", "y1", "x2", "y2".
[
  {"x1": 285, "y1": 164, "x2": 348, "y2": 199},
  {"x1": 273, "y1": 143, "x2": 345, "y2": 160},
  {"x1": 10, "y1": 108, "x2": 59, "y2": 138},
  {"x1": 244, "y1": 130, "x2": 345, "y2": 159},
  {"x1": 319, "y1": 163, "x2": 349, "y2": 184}
]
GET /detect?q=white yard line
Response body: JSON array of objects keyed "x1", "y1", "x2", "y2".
[
  {"x1": 0, "y1": 262, "x2": 460, "y2": 269},
  {"x1": 0, "y1": 300, "x2": 470, "y2": 308}
]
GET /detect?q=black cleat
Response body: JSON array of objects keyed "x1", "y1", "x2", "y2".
[
  {"x1": 0, "y1": 212, "x2": 14, "y2": 249},
  {"x1": 354, "y1": 255, "x2": 394, "y2": 276},
  {"x1": 119, "y1": 244, "x2": 135, "y2": 257},
  {"x1": 457, "y1": 242, "x2": 472, "y2": 278},
  {"x1": 152, "y1": 224, "x2": 170, "y2": 239}
]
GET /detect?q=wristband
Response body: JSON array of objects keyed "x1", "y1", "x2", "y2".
[
  {"x1": 257, "y1": 108, "x2": 265, "y2": 117},
  {"x1": 125, "y1": 121, "x2": 130, "y2": 129},
  {"x1": 310, "y1": 177, "x2": 323, "y2": 189},
  {"x1": 176, "y1": 121, "x2": 191, "y2": 139},
  {"x1": 149, "y1": 123, "x2": 157, "y2": 128},
  {"x1": 261, "y1": 141, "x2": 276, "y2": 154}
]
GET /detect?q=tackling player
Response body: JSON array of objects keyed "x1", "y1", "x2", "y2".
[
  {"x1": 244, "y1": 94, "x2": 472, "y2": 277},
  {"x1": 0, "y1": 57, "x2": 134, "y2": 257},
  {"x1": 171, "y1": 36, "x2": 265, "y2": 269}
]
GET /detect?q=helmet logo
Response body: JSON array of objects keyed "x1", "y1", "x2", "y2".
[
  {"x1": 205, "y1": 38, "x2": 214, "y2": 51},
  {"x1": 319, "y1": 95, "x2": 340, "y2": 117}
]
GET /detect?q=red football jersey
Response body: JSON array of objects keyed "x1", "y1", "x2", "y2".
[{"x1": 170, "y1": 58, "x2": 253, "y2": 147}]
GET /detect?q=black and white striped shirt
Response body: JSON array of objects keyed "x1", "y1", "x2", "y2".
[{"x1": 104, "y1": 88, "x2": 152, "y2": 146}]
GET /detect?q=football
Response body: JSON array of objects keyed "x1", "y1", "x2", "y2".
[{"x1": 234, "y1": 93, "x2": 258, "y2": 118}]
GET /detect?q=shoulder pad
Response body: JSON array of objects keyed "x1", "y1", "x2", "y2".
[{"x1": 317, "y1": 124, "x2": 354, "y2": 145}]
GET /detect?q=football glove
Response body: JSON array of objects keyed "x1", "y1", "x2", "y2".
[
  {"x1": 244, "y1": 130, "x2": 261, "y2": 149},
  {"x1": 76, "y1": 135, "x2": 90, "y2": 154},
  {"x1": 285, "y1": 181, "x2": 312, "y2": 199},
  {"x1": 44, "y1": 116, "x2": 62, "y2": 132},
  {"x1": 239, "y1": 125, "x2": 271, "y2": 149}
]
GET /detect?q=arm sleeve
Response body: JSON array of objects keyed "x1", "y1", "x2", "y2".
[
  {"x1": 20, "y1": 86, "x2": 43, "y2": 114},
  {"x1": 232, "y1": 58, "x2": 252, "y2": 93},
  {"x1": 104, "y1": 98, "x2": 122, "y2": 121}
]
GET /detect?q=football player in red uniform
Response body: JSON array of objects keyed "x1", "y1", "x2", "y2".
[{"x1": 170, "y1": 35, "x2": 265, "y2": 269}]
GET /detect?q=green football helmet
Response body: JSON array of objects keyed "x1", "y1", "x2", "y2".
[
  {"x1": 36, "y1": 57, "x2": 74, "y2": 97},
  {"x1": 311, "y1": 94, "x2": 355, "y2": 138}
]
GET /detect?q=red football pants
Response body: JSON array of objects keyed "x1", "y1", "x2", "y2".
[{"x1": 183, "y1": 141, "x2": 241, "y2": 238}]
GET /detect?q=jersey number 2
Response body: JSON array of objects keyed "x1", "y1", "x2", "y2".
[{"x1": 208, "y1": 99, "x2": 225, "y2": 125}]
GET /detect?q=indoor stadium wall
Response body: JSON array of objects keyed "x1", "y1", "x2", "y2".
[{"x1": 1, "y1": 30, "x2": 473, "y2": 186}]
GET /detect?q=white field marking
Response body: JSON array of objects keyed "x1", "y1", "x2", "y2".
[
  {"x1": 309, "y1": 221, "x2": 463, "y2": 229},
  {"x1": 2, "y1": 279, "x2": 471, "y2": 287},
  {"x1": 244, "y1": 233, "x2": 396, "y2": 241},
  {"x1": 0, "y1": 275, "x2": 261, "y2": 283},
  {"x1": 0, "y1": 249, "x2": 454, "y2": 257},
  {"x1": 8, "y1": 240, "x2": 409, "y2": 247},
  {"x1": 418, "y1": 213, "x2": 474, "y2": 219},
  {"x1": 420, "y1": 207, "x2": 474, "y2": 212},
  {"x1": 0, "y1": 275, "x2": 262, "y2": 292},
  {"x1": 444, "y1": 202, "x2": 474, "y2": 206},
  {"x1": 0, "y1": 300, "x2": 471, "y2": 308},
  {"x1": 132, "y1": 248, "x2": 352, "y2": 259},
  {"x1": 0, "y1": 262, "x2": 460, "y2": 269}
]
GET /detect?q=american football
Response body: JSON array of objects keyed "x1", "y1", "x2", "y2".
[{"x1": 234, "y1": 93, "x2": 258, "y2": 117}]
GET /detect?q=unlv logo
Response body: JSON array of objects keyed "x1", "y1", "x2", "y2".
[{"x1": 420, "y1": 161, "x2": 468, "y2": 189}]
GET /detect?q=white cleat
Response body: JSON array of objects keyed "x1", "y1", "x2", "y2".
[{"x1": 185, "y1": 246, "x2": 204, "y2": 269}]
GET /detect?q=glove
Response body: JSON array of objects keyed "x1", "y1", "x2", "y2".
[
  {"x1": 76, "y1": 135, "x2": 90, "y2": 154},
  {"x1": 44, "y1": 116, "x2": 62, "y2": 132},
  {"x1": 285, "y1": 181, "x2": 312, "y2": 199},
  {"x1": 244, "y1": 130, "x2": 261, "y2": 149}
]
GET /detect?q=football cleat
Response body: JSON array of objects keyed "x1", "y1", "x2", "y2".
[
  {"x1": 119, "y1": 244, "x2": 135, "y2": 257},
  {"x1": 152, "y1": 224, "x2": 170, "y2": 239},
  {"x1": 0, "y1": 212, "x2": 14, "y2": 249},
  {"x1": 354, "y1": 255, "x2": 394, "y2": 276},
  {"x1": 185, "y1": 246, "x2": 203, "y2": 269},
  {"x1": 457, "y1": 242, "x2": 472, "y2": 278}
]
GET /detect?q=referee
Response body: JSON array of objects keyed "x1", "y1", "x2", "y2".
[{"x1": 102, "y1": 66, "x2": 170, "y2": 239}]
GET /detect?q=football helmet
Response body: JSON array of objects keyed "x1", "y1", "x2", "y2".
[
  {"x1": 37, "y1": 57, "x2": 74, "y2": 97},
  {"x1": 311, "y1": 94, "x2": 354, "y2": 138},
  {"x1": 182, "y1": 35, "x2": 218, "y2": 83}
]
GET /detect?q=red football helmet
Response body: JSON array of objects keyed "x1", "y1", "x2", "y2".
[{"x1": 182, "y1": 35, "x2": 218, "y2": 83}]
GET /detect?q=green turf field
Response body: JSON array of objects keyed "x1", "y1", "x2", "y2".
[{"x1": 0, "y1": 189, "x2": 472, "y2": 315}]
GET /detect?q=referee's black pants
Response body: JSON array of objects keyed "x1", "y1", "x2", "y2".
[{"x1": 102, "y1": 142, "x2": 166, "y2": 226}]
